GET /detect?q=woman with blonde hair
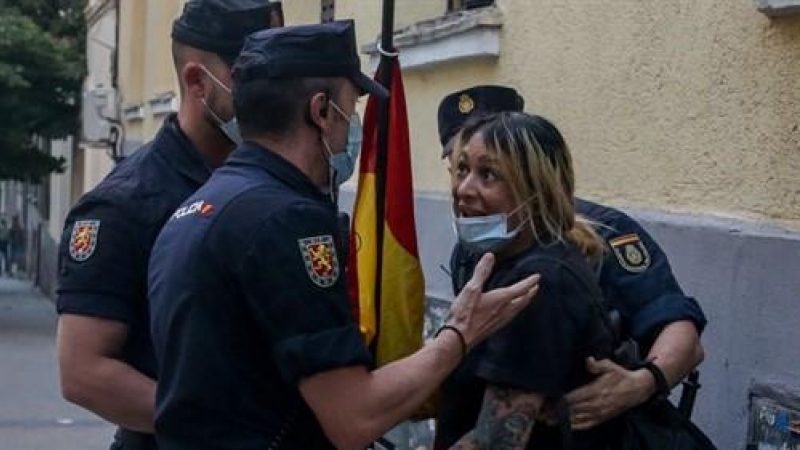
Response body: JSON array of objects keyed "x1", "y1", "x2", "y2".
[{"x1": 435, "y1": 112, "x2": 617, "y2": 450}]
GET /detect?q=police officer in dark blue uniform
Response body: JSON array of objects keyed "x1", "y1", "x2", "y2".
[
  {"x1": 148, "y1": 21, "x2": 539, "y2": 450},
  {"x1": 55, "y1": 2, "x2": 280, "y2": 449},
  {"x1": 438, "y1": 85, "x2": 707, "y2": 430}
]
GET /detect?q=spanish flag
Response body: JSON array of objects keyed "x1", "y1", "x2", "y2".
[{"x1": 347, "y1": 57, "x2": 425, "y2": 366}]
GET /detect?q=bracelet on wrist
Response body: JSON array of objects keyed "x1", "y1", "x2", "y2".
[
  {"x1": 434, "y1": 325, "x2": 467, "y2": 360},
  {"x1": 641, "y1": 360, "x2": 670, "y2": 401}
]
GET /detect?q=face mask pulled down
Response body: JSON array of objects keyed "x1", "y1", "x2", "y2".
[{"x1": 455, "y1": 204, "x2": 528, "y2": 255}]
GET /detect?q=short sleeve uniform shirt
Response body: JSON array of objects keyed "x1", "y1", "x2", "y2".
[
  {"x1": 148, "y1": 143, "x2": 372, "y2": 450},
  {"x1": 57, "y1": 114, "x2": 211, "y2": 379}
]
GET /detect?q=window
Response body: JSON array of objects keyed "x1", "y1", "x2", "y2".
[
  {"x1": 361, "y1": 4, "x2": 503, "y2": 71},
  {"x1": 448, "y1": 0, "x2": 494, "y2": 13}
]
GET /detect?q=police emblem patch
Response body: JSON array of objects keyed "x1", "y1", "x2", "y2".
[
  {"x1": 69, "y1": 220, "x2": 100, "y2": 262},
  {"x1": 298, "y1": 235, "x2": 340, "y2": 288},
  {"x1": 609, "y1": 234, "x2": 650, "y2": 273},
  {"x1": 458, "y1": 94, "x2": 475, "y2": 114}
]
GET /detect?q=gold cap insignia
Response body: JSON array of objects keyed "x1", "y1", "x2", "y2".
[{"x1": 458, "y1": 94, "x2": 474, "y2": 114}]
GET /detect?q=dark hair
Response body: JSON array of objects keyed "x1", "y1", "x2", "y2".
[{"x1": 233, "y1": 77, "x2": 342, "y2": 138}]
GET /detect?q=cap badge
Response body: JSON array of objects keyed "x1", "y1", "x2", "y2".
[
  {"x1": 69, "y1": 220, "x2": 100, "y2": 262},
  {"x1": 458, "y1": 94, "x2": 474, "y2": 114},
  {"x1": 298, "y1": 235, "x2": 340, "y2": 288},
  {"x1": 609, "y1": 234, "x2": 651, "y2": 273}
]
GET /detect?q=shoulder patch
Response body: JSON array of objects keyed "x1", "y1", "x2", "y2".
[
  {"x1": 69, "y1": 220, "x2": 101, "y2": 262},
  {"x1": 298, "y1": 235, "x2": 340, "y2": 288},
  {"x1": 609, "y1": 233, "x2": 650, "y2": 273}
]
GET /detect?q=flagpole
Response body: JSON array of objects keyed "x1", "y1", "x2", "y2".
[{"x1": 372, "y1": 0, "x2": 395, "y2": 347}]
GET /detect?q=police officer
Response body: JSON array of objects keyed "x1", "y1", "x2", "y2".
[
  {"x1": 55, "y1": 2, "x2": 280, "y2": 449},
  {"x1": 438, "y1": 85, "x2": 707, "y2": 429},
  {"x1": 148, "y1": 21, "x2": 539, "y2": 450}
]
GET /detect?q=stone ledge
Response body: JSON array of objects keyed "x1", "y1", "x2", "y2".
[
  {"x1": 122, "y1": 104, "x2": 144, "y2": 122},
  {"x1": 755, "y1": 0, "x2": 800, "y2": 16},
  {"x1": 148, "y1": 92, "x2": 178, "y2": 117},
  {"x1": 362, "y1": 5, "x2": 503, "y2": 71}
]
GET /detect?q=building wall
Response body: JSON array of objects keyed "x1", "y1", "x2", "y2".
[
  {"x1": 317, "y1": 0, "x2": 800, "y2": 448},
  {"x1": 48, "y1": 139, "x2": 73, "y2": 241},
  {"x1": 80, "y1": 0, "x2": 117, "y2": 195},
  {"x1": 285, "y1": 0, "x2": 800, "y2": 231}
]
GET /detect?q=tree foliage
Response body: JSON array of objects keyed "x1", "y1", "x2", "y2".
[{"x1": 0, "y1": 0, "x2": 87, "y2": 181}]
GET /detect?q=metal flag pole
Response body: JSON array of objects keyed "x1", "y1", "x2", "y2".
[{"x1": 371, "y1": 0, "x2": 396, "y2": 354}]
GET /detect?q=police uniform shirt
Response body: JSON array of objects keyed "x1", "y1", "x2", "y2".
[
  {"x1": 437, "y1": 241, "x2": 616, "y2": 450},
  {"x1": 148, "y1": 143, "x2": 372, "y2": 450},
  {"x1": 449, "y1": 198, "x2": 707, "y2": 349},
  {"x1": 575, "y1": 199, "x2": 707, "y2": 345},
  {"x1": 57, "y1": 114, "x2": 211, "y2": 381}
]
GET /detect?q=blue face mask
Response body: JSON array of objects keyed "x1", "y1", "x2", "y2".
[
  {"x1": 200, "y1": 66, "x2": 242, "y2": 146},
  {"x1": 323, "y1": 101, "x2": 363, "y2": 187},
  {"x1": 454, "y1": 204, "x2": 527, "y2": 255}
]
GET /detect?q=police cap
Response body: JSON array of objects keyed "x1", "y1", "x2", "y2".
[
  {"x1": 233, "y1": 20, "x2": 389, "y2": 99},
  {"x1": 438, "y1": 85, "x2": 525, "y2": 157},
  {"x1": 172, "y1": 0, "x2": 281, "y2": 66}
]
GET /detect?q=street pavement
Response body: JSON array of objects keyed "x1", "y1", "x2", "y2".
[{"x1": 0, "y1": 276, "x2": 113, "y2": 450}]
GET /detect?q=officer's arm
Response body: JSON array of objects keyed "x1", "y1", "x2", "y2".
[
  {"x1": 568, "y1": 210, "x2": 705, "y2": 429},
  {"x1": 646, "y1": 320, "x2": 704, "y2": 387},
  {"x1": 599, "y1": 216, "x2": 705, "y2": 385},
  {"x1": 299, "y1": 254, "x2": 538, "y2": 450},
  {"x1": 57, "y1": 315, "x2": 155, "y2": 432},
  {"x1": 56, "y1": 201, "x2": 155, "y2": 432}
]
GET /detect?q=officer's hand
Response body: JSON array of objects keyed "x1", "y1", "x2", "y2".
[
  {"x1": 446, "y1": 253, "x2": 539, "y2": 351},
  {"x1": 565, "y1": 357, "x2": 656, "y2": 430}
]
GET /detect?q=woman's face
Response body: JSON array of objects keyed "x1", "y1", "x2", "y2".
[{"x1": 451, "y1": 131, "x2": 516, "y2": 219}]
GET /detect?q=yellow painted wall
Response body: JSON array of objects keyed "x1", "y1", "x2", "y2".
[
  {"x1": 142, "y1": 0, "x2": 184, "y2": 138},
  {"x1": 118, "y1": 0, "x2": 183, "y2": 143},
  {"x1": 118, "y1": 0, "x2": 146, "y2": 144},
  {"x1": 80, "y1": 1, "x2": 118, "y2": 199},
  {"x1": 116, "y1": 0, "x2": 800, "y2": 228},
  {"x1": 495, "y1": 0, "x2": 800, "y2": 229},
  {"x1": 286, "y1": 0, "x2": 800, "y2": 229}
]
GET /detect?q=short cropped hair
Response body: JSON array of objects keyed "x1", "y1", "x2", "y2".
[{"x1": 233, "y1": 77, "x2": 342, "y2": 138}]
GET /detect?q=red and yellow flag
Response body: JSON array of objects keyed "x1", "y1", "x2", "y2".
[{"x1": 348, "y1": 58, "x2": 425, "y2": 366}]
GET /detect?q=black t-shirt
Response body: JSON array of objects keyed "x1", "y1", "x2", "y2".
[
  {"x1": 148, "y1": 143, "x2": 372, "y2": 450},
  {"x1": 57, "y1": 114, "x2": 210, "y2": 381},
  {"x1": 437, "y1": 240, "x2": 616, "y2": 450}
]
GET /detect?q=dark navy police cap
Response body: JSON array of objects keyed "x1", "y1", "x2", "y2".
[
  {"x1": 438, "y1": 85, "x2": 525, "y2": 157},
  {"x1": 172, "y1": 0, "x2": 283, "y2": 66},
  {"x1": 233, "y1": 20, "x2": 389, "y2": 99}
]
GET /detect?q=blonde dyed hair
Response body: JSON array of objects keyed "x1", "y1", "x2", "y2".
[{"x1": 454, "y1": 112, "x2": 604, "y2": 263}]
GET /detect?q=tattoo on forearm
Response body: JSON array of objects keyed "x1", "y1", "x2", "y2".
[{"x1": 450, "y1": 386, "x2": 541, "y2": 450}]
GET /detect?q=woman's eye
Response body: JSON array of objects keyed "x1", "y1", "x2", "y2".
[
  {"x1": 481, "y1": 169, "x2": 497, "y2": 181},
  {"x1": 455, "y1": 164, "x2": 469, "y2": 178}
]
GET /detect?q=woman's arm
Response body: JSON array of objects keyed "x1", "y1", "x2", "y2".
[{"x1": 450, "y1": 386, "x2": 544, "y2": 450}]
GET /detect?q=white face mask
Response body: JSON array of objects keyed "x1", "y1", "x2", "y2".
[
  {"x1": 199, "y1": 66, "x2": 242, "y2": 146},
  {"x1": 454, "y1": 203, "x2": 527, "y2": 255}
]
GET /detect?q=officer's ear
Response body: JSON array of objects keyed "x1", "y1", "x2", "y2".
[
  {"x1": 307, "y1": 91, "x2": 331, "y2": 130},
  {"x1": 181, "y1": 62, "x2": 211, "y2": 100}
]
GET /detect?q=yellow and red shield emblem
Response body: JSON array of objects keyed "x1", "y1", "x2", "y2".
[
  {"x1": 609, "y1": 233, "x2": 651, "y2": 273},
  {"x1": 298, "y1": 235, "x2": 339, "y2": 287},
  {"x1": 69, "y1": 220, "x2": 100, "y2": 262}
]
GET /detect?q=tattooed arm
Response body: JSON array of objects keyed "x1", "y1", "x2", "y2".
[{"x1": 450, "y1": 386, "x2": 544, "y2": 450}]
